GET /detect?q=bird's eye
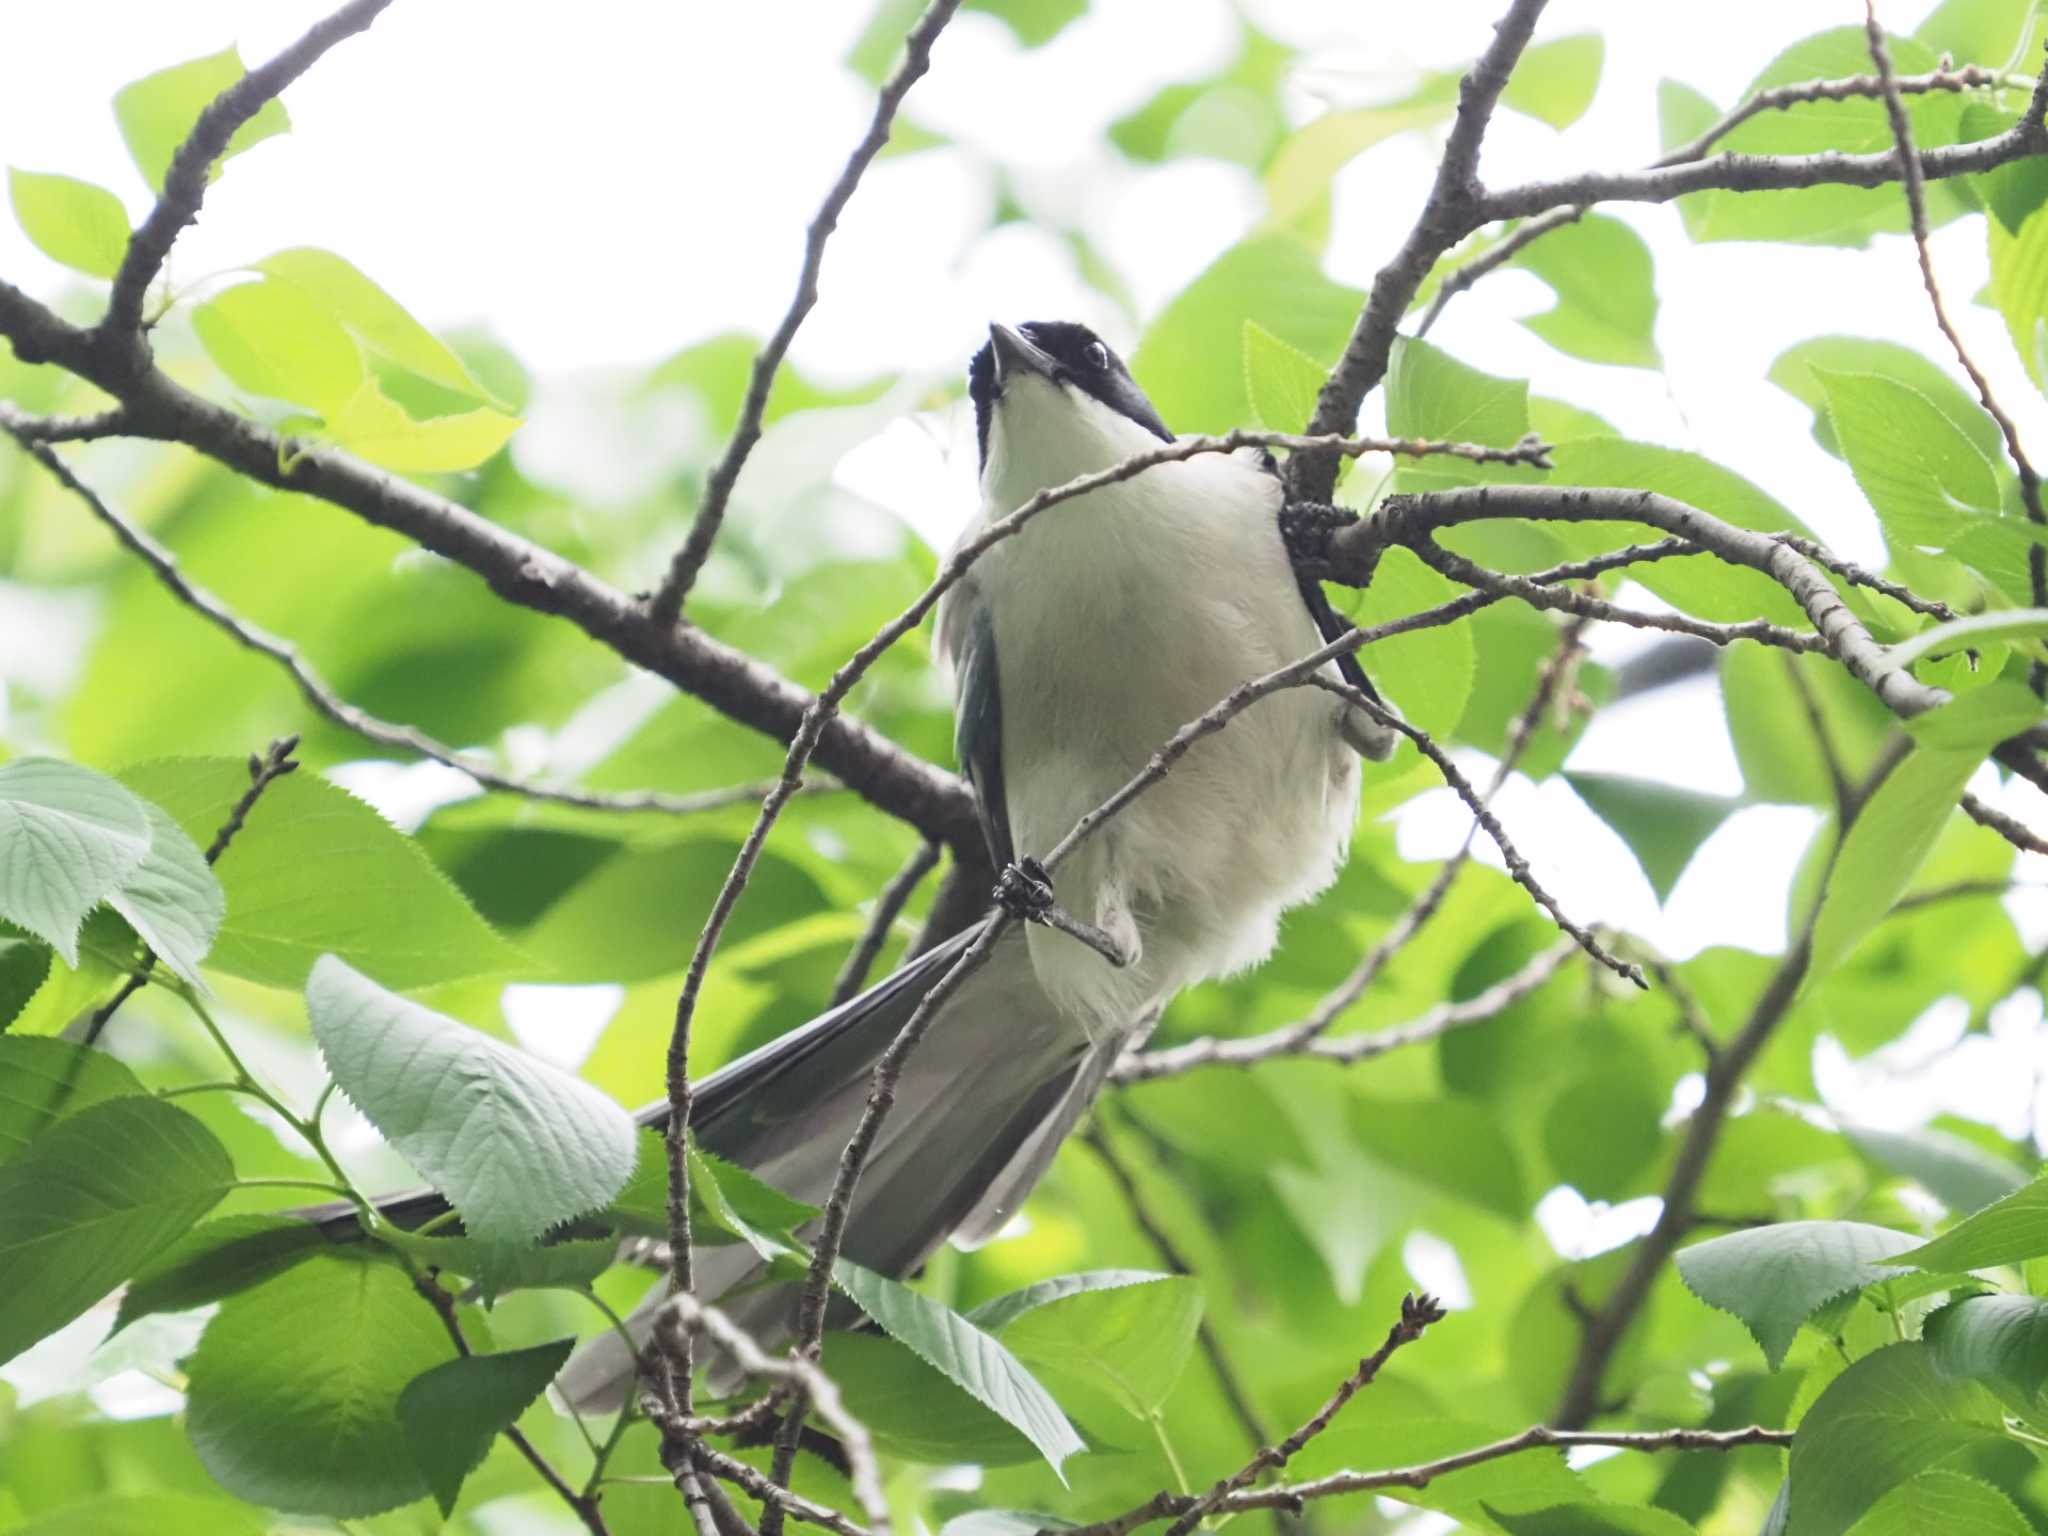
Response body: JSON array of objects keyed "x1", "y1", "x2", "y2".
[{"x1": 1085, "y1": 341, "x2": 1109, "y2": 371}]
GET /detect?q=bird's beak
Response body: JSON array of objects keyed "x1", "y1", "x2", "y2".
[{"x1": 989, "y1": 322, "x2": 1057, "y2": 383}]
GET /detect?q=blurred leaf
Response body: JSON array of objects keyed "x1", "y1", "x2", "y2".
[
  {"x1": 1966, "y1": 103, "x2": 2048, "y2": 234},
  {"x1": 1890, "y1": 609, "x2": 2048, "y2": 671},
  {"x1": 323, "y1": 380, "x2": 521, "y2": 473},
  {"x1": 1847, "y1": 1125, "x2": 2029, "y2": 1214},
  {"x1": 0, "y1": 1096, "x2": 232, "y2": 1366},
  {"x1": 397, "y1": 1337, "x2": 575, "y2": 1516},
  {"x1": 309, "y1": 954, "x2": 638, "y2": 1242},
  {"x1": 256, "y1": 247, "x2": 503, "y2": 405},
  {"x1": 1658, "y1": 78, "x2": 1723, "y2": 240},
  {"x1": 1848, "y1": 1471, "x2": 2034, "y2": 1536},
  {"x1": 7, "y1": 169, "x2": 131, "y2": 279},
  {"x1": 1352, "y1": 1095, "x2": 1526, "y2": 1218},
  {"x1": 1331, "y1": 546, "x2": 1475, "y2": 736},
  {"x1": 1264, "y1": 102, "x2": 1449, "y2": 231},
  {"x1": 1786, "y1": 1344, "x2": 2005, "y2": 1536},
  {"x1": 1906, "y1": 678, "x2": 2048, "y2": 751},
  {"x1": 1892, "y1": 1172, "x2": 2048, "y2": 1270},
  {"x1": 965, "y1": 0, "x2": 1086, "y2": 47},
  {"x1": 1488, "y1": 1503, "x2": 1696, "y2": 1534},
  {"x1": 385, "y1": 1230, "x2": 618, "y2": 1302},
  {"x1": 1916, "y1": 0, "x2": 2044, "y2": 66},
  {"x1": 0, "y1": 938, "x2": 52, "y2": 1029},
  {"x1": 1773, "y1": 337, "x2": 2003, "y2": 464},
  {"x1": 193, "y1": 278, "x2": 364, "y2": 414},
  {"x1": 1566, "y1": 773, "x2": 1738, "y2": 900},
  {"x1": 113, "y1": 47, "x2": 289, "y2": 193},
  {"x1": 1991, "y1": 204, "x2": 2048, "y2": 392},
  {"x1": 1242, "y1": 320, "x2": 1325, "y2": 432},
  {"x1": 1676, "y1": 1220, "x2": 1923, "y2": 1369},
  {"x1": 1810, "y1": 745, "x2": 1984, "y2": 980},
  {"x1": 1543, "y1": 1070, "x2": 1663, "y2": 1202},
  {"x1": 1134, "y1": 236, "x2": 1363, "y2": 434},
  {"x1": 645, "y1": 331, "x2": 891, "y2": 435},
  {"x1": 1509, "y1": 212, "x2": 1659, "y2": 368},
  {"x1": 1, "y1": 1494, "x2": 268, "y2": 1536},
  {"x1": 0, "y1": 757, "x2": 152, "y2": 966},
  {"x1": 122, "y1": 757, "x2": 523, "y2": 989},
  {"x1": 834, "y1": 1259, "x2": 1085, "y2": 1475},
  {"x1": 0, "y1": 1034, "x2": 144, "y2": 1162},
  {"x1": 998, "y1": 1274, "x2": 1202, "y2": 1417},
  {"x1": 185, "y1": 1247, "x2": 455, "y2": 1517},
  {"x1": 1109, "y1": 27, "x2": 1293, "y2": 169},
  {"x1": 1721, "y1": 647, "x2": 1897, "y2": 806},
  {"x1": 114, "y1": 1214, "x2": 325, "y2": 1333},
  {"x1": 1500, "y1": 33, "x2": 1604, "y2": 128}
]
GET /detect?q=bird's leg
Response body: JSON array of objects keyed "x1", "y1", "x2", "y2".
[{"x1": 994, "y1": 857, "x2": 1132, "y2": 969}]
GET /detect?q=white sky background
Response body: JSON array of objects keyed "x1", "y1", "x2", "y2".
[{"x1": 2, "y1": 1, "x2": 2045, "y2": 1122}]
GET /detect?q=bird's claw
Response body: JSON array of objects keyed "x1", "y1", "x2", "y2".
[{"x1": 993, "y1": 856, "x2": 1057, "y2": 920}]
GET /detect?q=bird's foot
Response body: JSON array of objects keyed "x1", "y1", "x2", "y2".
[{"x1": 993, "y1": 858, "x2": 1130, "y2": 968}]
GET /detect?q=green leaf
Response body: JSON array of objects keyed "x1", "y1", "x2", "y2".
[
  {"x1": 192, "y1": 278, "x2": 364, "y2": 414},
  {"x1": 387, "y1": 1231, "x2": 619, "y2": 1301},
  {"x1": 1847, "y1": 1125, "x2": 2029, "y2": 1214},
  {"x1": 833, "y1": 1258, "x2": 1086, "y2": 1475},
  {"x1": 1817, "y1": 370, "x2": 2003, "y2": 550},
  {"x1": 121, "y1": 757, "x2": 521, "y2": 990},
  {"x1": 1242, "y1": 320, "x2": 1325, "y2": 432},
  {"x1": 1771, "y1": 337, "x2": 2003, "y2": 465},
  {"x1": 0, "y1": 938, "x2": 51, "y2": 1029},
  {"x1": 1500, "y1": 33, "x2": 1604, "y2": 129},
  {"x1": 308, "y1": 954, "x2": 638, "y2": 1242},
  {"x1": 1889, "y1": 609, "x2": 2048, "y2": 672},
  {"x1": 256, "y1": 247, "x2": 503, "y2": 405},
  {"x1": 1331, "y1": 546, "x2": 1475, "y2": 737},
  {"x1": 1509, "y1": 212, "x2": 1659, "y2": 368},
  {"x1": 1263, "y1": 102, "x2": 1450, "y2": 232},
  {"x1": 7, "y1": 169, "x2": 131, "y2": 279},
  {"x1": 104, "y1": 790, "x2": 223, "y2": 990},
  {"x1": 0, "y1": 1096, "x2": 232, "y2": 1365},
  {"x1": 1133, "y1": 235, "x2": 1365, "y2": 434},
  {"x1": 1810, "y1": 745, "x2": 1985, "y2": 979},
  {"x1": 323, "y1": 380, "x2": 521, "y2": 473},
  {"x1": 1488, "y1": 1503, "x2": 1697, "y2": 1535},
  {"x1": 997, "y1": 1273, "x2": 1202, "y2": 1417},
  {"x1": 0, "y1": 1034, "x2": 144, "y2": 1162},
  {"x1": 1675, "y1": 1220, "x2": 1924, "y2": 1369},
  {"x1": 822, "y1": 1329, "x2": 1043, "y2": 1466},
  {"x1": 1786, "y1": 1343, "x2": 2005, "y2": 1536},
  {"x1": 185, "y1": 1246, "x2": 456, "y2": 1517},
  {"x1": 0, "y1": 1494, "x2": 269, "y2": 1536},
  {"x1": 1351, "y1": 1095, "x2": 1527, "y2": 1218},
  {"x1": 1906, "y1": 679, "x2": 2047, "y2": 751},
  {"x1": 965, "y1": 0, "x2": 1086, "y2": 47},
  {"x1": 1543, "y1": 1071, "x2": 1664, "y2": 1202},
  {"x1": 1386, "y1": 336, "x2": 1529, "y2": 460},
  {"x1": 113, "y1": 47, "x2": 290, "y2": 194},
  {"x1": 0, "y1": 757, "x2": 154, "y2": 966},
  {"x1": 1565, "y1": 773, "x2": 1738, "y2": 900},
  {"x1": 1889, "y1": 1171, "x2": 2048, "y2": 1271},
  {"x1": 1847, "y1": 1471, "x2": 2034, "y2": 1536},
  {"x1": 1924, "y1": 1294, "x2": 2048, "y2": 1414},
  {"x1": 114, "y1": 1213, "x2": 325, "y2": 1333},
  {"x1": 397, "y1": 1338, "x2": 575, "y2": 1516},
  {"x1": 1991, "y1": 205, "x2": 2048, "y2": 392},
  {"x1": 1917, "y1": 0, "x2": 2043, "y2": 67},
  {"x1": 609, "y1": 1125, "x2": 819, "y2": 1256},
  {"x1": 966, "y1": 1269, "x2": 1181, "y2": 1332}
]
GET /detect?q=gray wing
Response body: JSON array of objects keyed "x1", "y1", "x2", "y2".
[{"x1": 949, "y1": 587, "x2": 1016, "y2": 871}]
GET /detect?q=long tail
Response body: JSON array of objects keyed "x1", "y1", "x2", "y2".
[{"x1": 307, "y1": 921, "x2": 1099, "y2": 1408}]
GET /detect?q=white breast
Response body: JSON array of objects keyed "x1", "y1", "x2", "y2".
[{"x1": 948, "y1": 384, "x2": 1360, "y2": 1034}]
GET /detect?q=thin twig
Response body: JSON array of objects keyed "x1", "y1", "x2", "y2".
[
  {"x1": 1, "y1": 405, "x2": 130, "y2": 442},
  {"x1": 1159, "y1": 1294, "x2": 1446, "y2": 1536},
  {"x1": 0, "y1": 417, "x2": 786, "y2": 818},
  {"x1": 1864, "y1": 4, "x2": 2048, "y2": 694},
  {"x1": 1774, "y1": 534, "x2": 1959, "y2": 622},
  {"x1": 830, "y1": 841, "x2": 942, "y2": 1005},
  {"x1": 1964, "y1": 791, "x2": 2048, "y2": 855},
  {"x1": 82, "y1": 735, "x2": 300, "y2": 1047},
  {"x1": 1059, "y1": 1423, "x2": 1794, "y2": 1536},
  {"x1": 643, "y1": 1299, "x2": 890, "y2": 1536},
  {"x1": 1647, "y1": 957, "x2": 1721, "y2": 1066},
  {"x1": 412, "y1": 1271, "x2": 613, "y2": 1536},
  {"x1": 1415, "y1": 206, "x2": 1586, "y2": 338},
  {"x1": 99, "y1": 0, "x2": 394, "y2": 352},
  {"x1": 649, "y1": 0, "x2": 965, "y2": 622},
  {"x1": 689, "y1": 1442, "x2": 872, "y2": 1536}
]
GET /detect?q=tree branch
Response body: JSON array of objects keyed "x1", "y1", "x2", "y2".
[
  {"x1": 1293, "y1": 0, "x2": 1553, "y2": 500},
  {"x1": 1058, "y1": 1422, "x2": 1793, "y2": 1536},
  {"x1": 648, "y1": 0, "x2": 964, "y2": 622},
  {"x1": 831, "y1": 840, "x2": 942, "y2": 1005},
  {"x1": 0, "y1": 415, "x2": 811, "y2": 818},
  {"x1": 1964, "y1": 790, "x2": 2048, "y2": 855},
  {"x1": 99, "y1": 0, "x2": 395, "y2": 354}
]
